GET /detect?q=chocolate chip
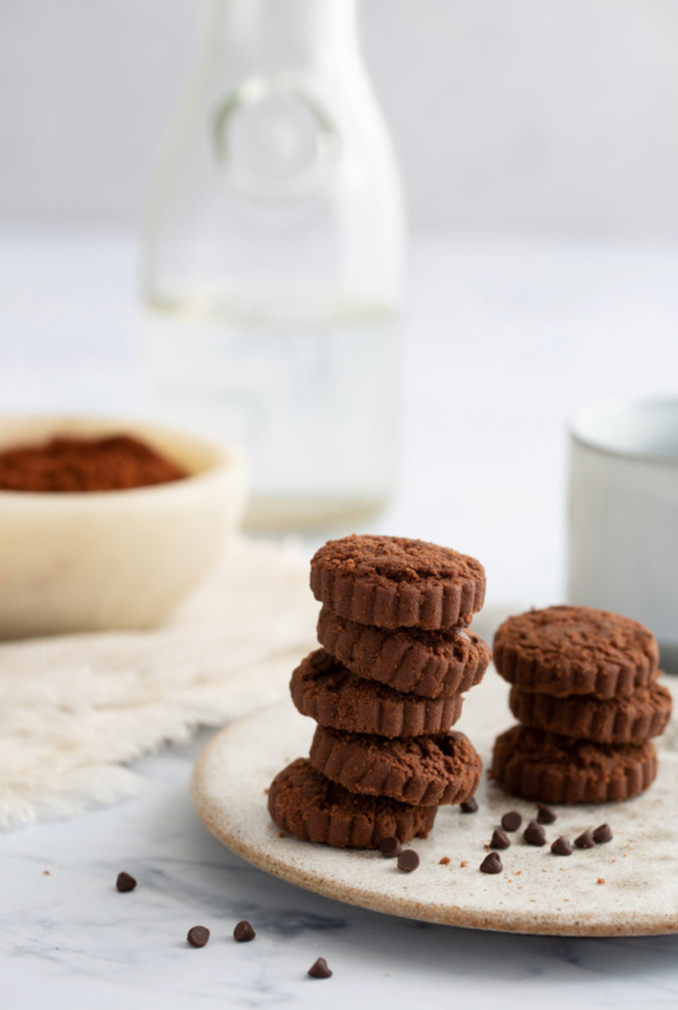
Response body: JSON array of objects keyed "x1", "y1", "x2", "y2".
[
  {"x1": 490, "y1": 829, "x2": 511, "y2": 850},
  {"x1": 308, "y1": 957, "x2": 333, "y2": 979},
  {"x1": 187, "y1": 926, "x2": 210, "y2": 948},
  {"x1": 593, "y1": 823, "x2": 613, "y2": 844},
  {"x1": 523, "y1": 821, "x2": 546, "y2": 846},
  {"x1": 536, "y1": 803, "x2": 557, "y2": 825},
  {"x1": 397, "y1": 849, "x2": 420, "y2": 872},
  {"x1": 575, "y1": 829, "x2": 595, "y2": 849},
  {"x1": 480, "y1": 852, "x2": 503, "y2": 874},
  {"x1": 380, "y1": 836, "x2": 402, "y2": 858},
  {"x1": 116, "y1": 872, "x2": 137, "y2": 892},
  {"x1": 501, "y1": 811, "x2": 522, "y2": 832},
  {"x1": 233, "y1": 920, "x2": 256, "y2": 942},
  {"x1": 460, "y1": 797, "x2": 478, "y2": 813},
  {"x1": 551, "y1": 836, "x2": 573, "y2": 856}
]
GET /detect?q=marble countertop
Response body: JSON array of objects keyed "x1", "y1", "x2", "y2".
[
  {"x1": 2, "y1": 229, "x2": 678, "y2": 1007},
  {"x1": 5, "y1": 733, "x2": 678, "y2": 1010}
]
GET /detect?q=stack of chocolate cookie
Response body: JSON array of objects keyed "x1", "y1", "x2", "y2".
[
  {"x1": 490, "y1": 605, "x2": 672, "y2": 804},
  {"x1": 268, "y1": 535, "x2": 492, "y2": 848}
]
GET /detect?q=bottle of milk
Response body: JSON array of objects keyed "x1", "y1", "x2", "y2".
[{"x1": 142, "y1": 0, "x2": 405, "y2": 532}]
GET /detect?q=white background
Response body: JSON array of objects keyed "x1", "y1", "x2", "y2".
[
  {"x1": 2, "y1": 0, "x2": 678, "y2": 608},
  {"x1": 3, "y1": 0, "x2": 678, "y2": 232}
]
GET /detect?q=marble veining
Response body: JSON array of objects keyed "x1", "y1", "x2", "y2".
[{"x1": 3, "y1": 731, "x2": 678, "y2": 1010}]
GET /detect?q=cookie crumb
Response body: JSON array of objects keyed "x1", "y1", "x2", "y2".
[
  {"x1": 439, "y1": 856, "x2": 451, "y2": 865},
  {"x1": 460, "y1": 861, "x2": 468, "y2": 868},
  {"x1": 597, "y1": 877, "x2": 606, "y2": 885}
]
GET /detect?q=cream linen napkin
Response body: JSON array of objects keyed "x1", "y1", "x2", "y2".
[{"x1": 0, "y1": 537, "x2": 318, "y2": 829}]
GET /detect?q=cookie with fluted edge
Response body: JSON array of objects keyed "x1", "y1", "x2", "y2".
[
  {"x1": 309, "y1": 726, "x2": 482, "y2": 806},
  {"x1": 493, "y1": 605, "x2": 659, "y2": 699},
  {"x1": 316, "y1": 606, "x2": 491, "y2": 699},
  {"x1": 267, "y1": 758, "x2": 437, "y2": 848},
  {"x1": 509, "y1": 681, "x2": 672, "y2": 745},
  {"x1": 491, "y1": 725, "x2": 658, "y2": 804},
  {"x1": 290, "y1": 649, "x2": 464, "y2": 738},
  {"x1": 310, "y1": 535, "x2": 485, "y2": 630}
]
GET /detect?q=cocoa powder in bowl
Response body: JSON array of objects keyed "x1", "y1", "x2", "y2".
[{"x1": 0, "y1": 435, "x2": 186, "y2": 493}]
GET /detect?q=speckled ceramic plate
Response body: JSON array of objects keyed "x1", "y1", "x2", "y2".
[{"x1": 192, "y1": 667, "x2": 678, "y2": 936}]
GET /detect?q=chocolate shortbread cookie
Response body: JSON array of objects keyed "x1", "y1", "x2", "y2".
[
  {"x1": 310, "y1": 535, "x2": 485, "y2": 630},
  {"x1": 491, "y1": 725, "x2": 658, "y2": 804},
  {"x1": 268, "y1": 758, "x2": 437, "y2": 848},
  {"x1": 494, "y1": 606, "x2": 659, "y2": 699},
  {"x1": 509, "y1": 681, "x2": 672, "y2": 745},
  {"x1": 309, "y1": 726, "x2": 482, "y2": 806},
  {"x1": 316, "y1": 606, "x2": 491, "y2": 699},
  {"x1": 290, "y1": 649, "x2": 464, "y2": 738}
]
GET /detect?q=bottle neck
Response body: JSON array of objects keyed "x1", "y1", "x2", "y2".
[{"x1": 206, "y1": 0, "x2": 360, "y2": 61}]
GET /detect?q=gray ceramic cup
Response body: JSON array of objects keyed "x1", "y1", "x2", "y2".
[{"x1": 568, "y1": 397, "x2": 678, "y2": 672}]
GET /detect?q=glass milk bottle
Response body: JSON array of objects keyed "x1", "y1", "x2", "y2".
[{"x1": 142, "y1": 0, "x2": 405, "y2": 531}]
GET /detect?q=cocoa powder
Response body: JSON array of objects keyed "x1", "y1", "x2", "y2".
[{"x1": 0, "y1": 435, "x2": 186, "y2": 492}]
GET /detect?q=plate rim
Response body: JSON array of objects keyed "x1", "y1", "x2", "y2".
[{"x1": 192, "y1": 701, "x2": 678, "y2": 938}]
